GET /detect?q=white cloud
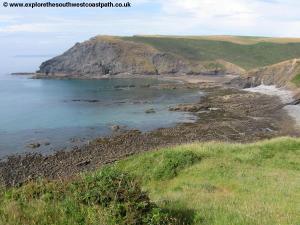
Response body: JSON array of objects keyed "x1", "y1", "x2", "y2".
[
  {"x1": 128, "y1": 0, "x2": 300, "y2": 36},
  {"x1": 155, "y1": 0, "x2": 300, "y2": 36},
  {"x1": 0, "y1": 0, "x2": 300, "y2": 37},
  {"x1": 0, "y1": 15, "x2": 20, "y2": 22},
  {"x1": 0, "y1": 23, "x2": 54, "y2": 33},
  {"x1": 2, "y1": 0, "x2": 300, "y2": 72}
]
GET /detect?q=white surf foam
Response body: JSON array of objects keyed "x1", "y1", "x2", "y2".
[
  {"x1": 244, "y1": 85, "x2": 294, "y2": 103},
  {"x1": 244, "y1": 85, "x2": 300, "y2": 127}
]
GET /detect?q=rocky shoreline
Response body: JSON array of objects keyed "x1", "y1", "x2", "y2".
[{"x1": 0, "y1": 82, "x2": 298, "y2": 187}]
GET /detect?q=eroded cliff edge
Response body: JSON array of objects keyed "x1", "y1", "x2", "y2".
[{"x1": 229, "y1": 58, "x2": 300, "y2": 96}]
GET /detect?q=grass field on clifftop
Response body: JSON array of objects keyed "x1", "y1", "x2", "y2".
[
  {"x1": 1, "y1": 137, "x2": 300, "y2": 225},
  {"x1": 123, "y1": 36, "x2": 300, "y2": 70}
]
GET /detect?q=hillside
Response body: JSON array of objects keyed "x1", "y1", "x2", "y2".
[
  {"x1": 37, "y1": 35, "x2": 300, "y2": 78},
  {"x1": 38, "y1": 36, "x2": 244, "y2": 77},
  {"x1": 229, "y1": 59, "x2": 300, "y2": 90},
  {"x1": 124, "y1": 36, "x2": 300, "y2": 70},
  {"x1": 247, "y1": 59, "x2": 300, "y2": 88},
  {"x1": 1, "y1": 137, "x2": 299, "y2": 225},
  {"x1": 139, "y1": 35, "x2": 300, "y2": 45}
]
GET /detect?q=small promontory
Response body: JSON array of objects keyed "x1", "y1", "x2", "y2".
[{"x1": 37, "y1": 36, "x2": 245, "y2": 78}]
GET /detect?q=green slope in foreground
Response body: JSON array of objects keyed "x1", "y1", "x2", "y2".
[
  {"x1": 1, "y1": 137, "x2": 300, "y2": 225},
  {"x1": 122, "y1": 36, "x2": 300, "y2": 70}
]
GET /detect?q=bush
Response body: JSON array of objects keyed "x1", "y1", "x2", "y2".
[
  {"x1": 71, "y1": 166, "x2": 179, "y2": 225},
  {"x1": 153, "y1": 151, "x2": 201, "y2": 180},
  {"x1": 0, "y1": 167, "x2": 183, "y2": 225},
  {"x1": 7, "y1": 180, "x2": 67, "y2": 202}
]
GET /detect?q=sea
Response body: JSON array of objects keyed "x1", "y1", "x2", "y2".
[{"x1": 0, "y1": 72, "x2": 202, "y2": 157}]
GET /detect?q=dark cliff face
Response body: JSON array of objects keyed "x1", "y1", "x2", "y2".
[
  {"x1": 39, "y1": 36, "x2": 189, "y2": 76},
  {"x1": 38, "y1": 36, "x2": 245, "y2": 77}
]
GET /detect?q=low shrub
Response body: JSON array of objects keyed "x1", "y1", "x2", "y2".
[
  {"x1": 153, "y1": 151, "x2": 201, "y2": 180},
  {"x1": 0, "y1": 167, "x2": 183, "y2": 225},
  {"x1": 71, "y1": 166, "x2": 180, "y2": 225}
]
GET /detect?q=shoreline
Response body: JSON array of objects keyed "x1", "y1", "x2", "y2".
[
  {"x1": 244, "y1": 84, "x2": 300, "y2": 128},
  {"x1": 0, "y1": 75, "x2": 204, "y2": 158},
  {"x1": 1, "y1": 81, "x2": 298, "y2": 186},
  {"x1": 20, "y1": 72, "x2": 239, "y2": 85}
]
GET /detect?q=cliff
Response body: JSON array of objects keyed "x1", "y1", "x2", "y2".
[
  {"x1": 37, "y1": 35, "x2": 300, "y2": 89},
  {"x1": 37, "y1": 36, "x2": 245, "y2": 78},
  {"x1": 247, "y1": 59, "x2": 300, "y2": 87},
  {"x1": 229, "y1": 59, "x2": 300, "y2": 91}
]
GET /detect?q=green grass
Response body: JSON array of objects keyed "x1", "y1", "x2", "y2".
[
  {"x1": 292, "y1": 74, "x2": 300, "y2": 87},
  {"x1": 122, "y1": 36, "x2": 300, "y2": 70},
  {"x1": 0, "y1": 168, "x2": 178, "y2": 225},
  {"x1": 116, "y1": 137, "x2": 300, "y2": 225},
  {"x1": 1, "y1": 137, "x2": 300, "y2": 225}
]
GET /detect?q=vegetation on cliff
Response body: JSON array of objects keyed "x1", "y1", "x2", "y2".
[
  {"x1": 123, "y1": 36, "x2": 300, "y2": 70},
  {"x1": 228, "y1": 58, "x2": 300, "y2": 89},
  {"x1": 292, "y1": 74, "x2": 300, "y2": 87},
  {"x1": 140, "y1": 35, "x2": 300, "y2": 45},
  {"x1": 1, "y1": 137, "x2": 299, "y2": 225},
  {"x1": 38, "y1": 35, "x2": 300, "y2": 77}
]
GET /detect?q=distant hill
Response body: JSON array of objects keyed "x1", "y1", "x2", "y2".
[
  {"x1": 38, "y1": 35, "x2": 300, "y2": 80},
  {"x1": 137, "y1": 35, "x2": 300, "y2": 45},
  {"x1": 38, "y1": 36, "x2": 245, "y2": 77},
  {"x1": 123, "y1": 36, "x2": 300, "y2": 70}
]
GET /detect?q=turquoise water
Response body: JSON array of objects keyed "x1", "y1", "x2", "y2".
[{"x1": 0, "y1": 74, "x2": 202, "y2": 157}]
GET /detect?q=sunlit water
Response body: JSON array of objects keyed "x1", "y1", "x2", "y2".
[{"x1": 0, "y1": 74, "x2": 202, "y2": 157}]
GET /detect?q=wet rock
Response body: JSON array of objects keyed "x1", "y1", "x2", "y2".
[
  {"x1": 111, "y1": 125, "x2": 121, "y2": 132},
  {"x1": 263, "y1": 128, "x2": 274, "y2": 132},
  {"x1": 140, "y1": 84, "x2": 151, "y2": 88},
  {"x1": 132, "y1": 100, "x2": 151, "y2": 105},
  {"x1": 145, "y1": 108, "x2": 156, "y2": 114},
  {"x1": 110, "y1": 125, "x2": 128, "y2": 132},
  {"x1": 76, "y1": 160, "x2": 91, "y2": 167},
  {"x1": 114, "y1": 84, "x2": 136, "y2": 89},
  {"x1": 70, "y1": 137, "x2": 86, "y2": 143},
  {"x1": 71, "y1": 99, "x2": 100, "y2": 103},
  {"x1": 169, "y1": 104, "x2": 202, "y2": 112},
  {"x1": 26, "y1": 143, "x2": 41, "y2": 149},
  {"x1": 114, "y1": 85, "x2": 125, "y2": 89},
  {"x1": 283, "y1": 99, "x2": 300, "y2": 106}
]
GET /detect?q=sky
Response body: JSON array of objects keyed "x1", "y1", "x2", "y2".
[{"x1": 1, "y1": 0, "x2": 300, "y2": 72}]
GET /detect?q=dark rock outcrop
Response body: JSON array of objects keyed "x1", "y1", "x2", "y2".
[{"x1": 26, "y1": 143, "x2": 41, "y2": 149}]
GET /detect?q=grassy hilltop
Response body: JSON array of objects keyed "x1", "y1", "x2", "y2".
[
  {"x1": 1, "y1": 137, "x2": 299, "y2": 225},
  {"x1": 38, "y1": 35, "x2": 300, "y2": 78},
  {"x1": 122, "y1": 35, "x2": 300, "y2": 70}
]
